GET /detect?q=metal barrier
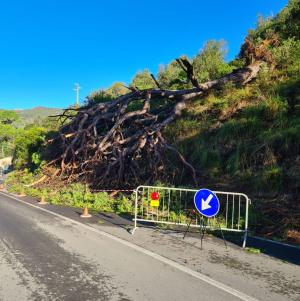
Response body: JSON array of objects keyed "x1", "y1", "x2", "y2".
[{"x1": 132, "y1": 185, "x2": 251, "y2": 248}]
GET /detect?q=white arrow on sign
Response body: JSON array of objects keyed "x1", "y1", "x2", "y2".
[{"x1": 201, "y1": 194, "x2": 213, "y2": 211}]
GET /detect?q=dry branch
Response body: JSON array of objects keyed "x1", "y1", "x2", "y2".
[{"x1": 46, "y1": 61, "x2": 261, "y2": 188}]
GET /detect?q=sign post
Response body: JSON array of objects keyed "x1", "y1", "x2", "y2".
[{"x1": 184, "y1": 188, "x2": 226, "y2": 249}]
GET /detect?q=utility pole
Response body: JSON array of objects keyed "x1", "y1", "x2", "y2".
[{"x1": 74, "y1": 83, "x2": 81, "y2": 109}]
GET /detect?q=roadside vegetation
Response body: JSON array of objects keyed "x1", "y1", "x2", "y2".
[
  {"x1": 0, "y1": 108, "x2": 60, "y2": 161},
  {"x1": 5, "y1": 170, "x2": 134, "y2": 214},
  {"x1": 2, "y1": 0, "x2": 300, "y2": 244}
]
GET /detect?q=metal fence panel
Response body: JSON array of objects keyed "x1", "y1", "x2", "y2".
[{"x1": 132, "y1": 185, "x2": 250, "y2": 247}]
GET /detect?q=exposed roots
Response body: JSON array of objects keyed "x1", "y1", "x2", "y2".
[{"x1": 46, "y1": 59, "x2": 261, "y2": 188}]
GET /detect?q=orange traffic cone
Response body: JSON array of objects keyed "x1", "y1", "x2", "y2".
[
  {"x1": 38, "y1": 195, "x2": 47, "y2": 205},
  {"x1": 80, "y1": 206, "x2": 91, "y2": 218}
]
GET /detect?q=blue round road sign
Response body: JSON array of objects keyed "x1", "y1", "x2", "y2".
[{"x1": 194, "y1": 188, "x2": 220, "y2": 218}]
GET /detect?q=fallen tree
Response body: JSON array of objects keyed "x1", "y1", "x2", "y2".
[{"x1": 46, "y1": 58, "x2": 262, "y2": 188}]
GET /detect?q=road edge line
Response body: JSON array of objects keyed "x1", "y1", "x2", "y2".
[{"x1": 0, "y1": 191, "x2": 259, "y2": 301}]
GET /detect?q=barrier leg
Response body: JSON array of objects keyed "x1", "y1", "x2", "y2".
[
  {"x1": 183, "y1": 217, "x2": 193, "y2": 239},
  {"x1": 183, "y1": 209, "x2": 196, "y2": 239},
  {"x1": 131, "y1": 189, "x2": 138, "y2": 235},
  {"x1": 200, "y1": 217, "x2": 206, "y2": 250},
  {"x1": 242, "y1": 230, "x2": 248, "y2": 248},
  {"x1": 217, "y1": 219, "x2": 227, "y2": 248}
]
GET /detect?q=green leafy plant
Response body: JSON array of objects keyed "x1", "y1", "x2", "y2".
[{"x1": 245, "y1": 247, "x2": 261, "y2": 254}]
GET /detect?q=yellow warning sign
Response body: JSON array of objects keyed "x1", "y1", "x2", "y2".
[{"x1": 150, "y1": 200, "x2": 160, "y2": 207}]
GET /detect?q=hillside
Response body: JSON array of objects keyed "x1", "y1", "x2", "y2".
[
  {"x1": 15, "y1": 107, "x2": 62, "y2": 126},
  {"x1": 0, "y1": 106, "x2": 62, "y2": 160},
  {"x1": 164, "y1": 0, "x2": 300, "y2": 241},
  {"x1": 53, "y1": 0, "x2": 300, "y2": 241},
  {"x1": 5, "y1": 0, "x2": 300, "y2": 243}
]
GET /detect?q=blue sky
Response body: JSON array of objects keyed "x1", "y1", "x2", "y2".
[{"x1": 0, "y1": 0, "x2": 288, "y2": 109}]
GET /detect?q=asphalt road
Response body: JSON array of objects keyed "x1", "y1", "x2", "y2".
[{"x1": 0, "y1": 192, "x2": 260, "y2": 301}]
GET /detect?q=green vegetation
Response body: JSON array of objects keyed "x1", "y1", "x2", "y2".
[
  {"x1": 253, "y1": 0, "x2": 300, "y2": 41},
  {"x1": 0, "y1": 110, "x2": 20, "y2": 124},
  {"x1": 5, "y1": 170, "x2": 134, "y2": 214},
  {"x1": 0, "y1": 107, "x2": 61, "y2": 161},
  {"x1": 13, "y1": 126, "x2": 48, "y2": 170},
  {"x1": 0, "y1": 110, "x2": 19, "y2": 158},
  {"x1": 15, "y1": 107, "x2": 62, "y2": 126},
  {"x1": 245, "y1": 247, "x2": 261, "y2": 254},
  {"x1": 87, "y1": 82, "x2": 128, "y2": 106},
  {"x1": 193, "y1": 40, "x2": 233, "y2": 82},
  {"x1": 130, "y1": 70, "x2": 155, "y2": 90},
  {"x1": 160, "y1": 1, "x2": 300, "y2": 240}
]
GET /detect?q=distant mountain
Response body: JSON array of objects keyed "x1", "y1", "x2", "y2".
[{"x1": 15, "y1": 106, "x2": 63, "y2": 125}]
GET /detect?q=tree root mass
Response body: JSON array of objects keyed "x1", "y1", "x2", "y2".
[{"x1": 47, "y1": 59, "x2": 261, "y2": 189}]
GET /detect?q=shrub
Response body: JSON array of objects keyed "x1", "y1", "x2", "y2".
[
  {"x1": 4, "y1": 171, "x2": 135, "y2": 214},
  {"x1": 5, "y1": 170, "x2": 34, "y2": 194},
  {"x1": 113, "y1": 195, "x2": 134, "y2": 213},
  {"x1": 193, "y1": 40, "x2": 234, "y2": 82},
  {"x1": 271, "y1": 39, "x2": 300, "y2": 69},
  {"x1": 13, "y1": 126, "x2": 47, "y2": 170},
  {"x1": 93, "y1": 192, "x2": 114, "y2": 212}
]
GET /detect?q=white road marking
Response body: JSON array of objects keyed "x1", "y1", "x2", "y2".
[
  {"x1": 0, "y1": 191, "x2": 259, "y2": 301},
  {"x1": 202, "y1": 193, "x2": 213, "y2": 210}
]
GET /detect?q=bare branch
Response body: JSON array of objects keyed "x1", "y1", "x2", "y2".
[
  {"x1": 45, "y1": 61, "x2": 261, "y2": 188},
  {"x1": 150, "y1": 73, "x2": 162, "y2": 89}
]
